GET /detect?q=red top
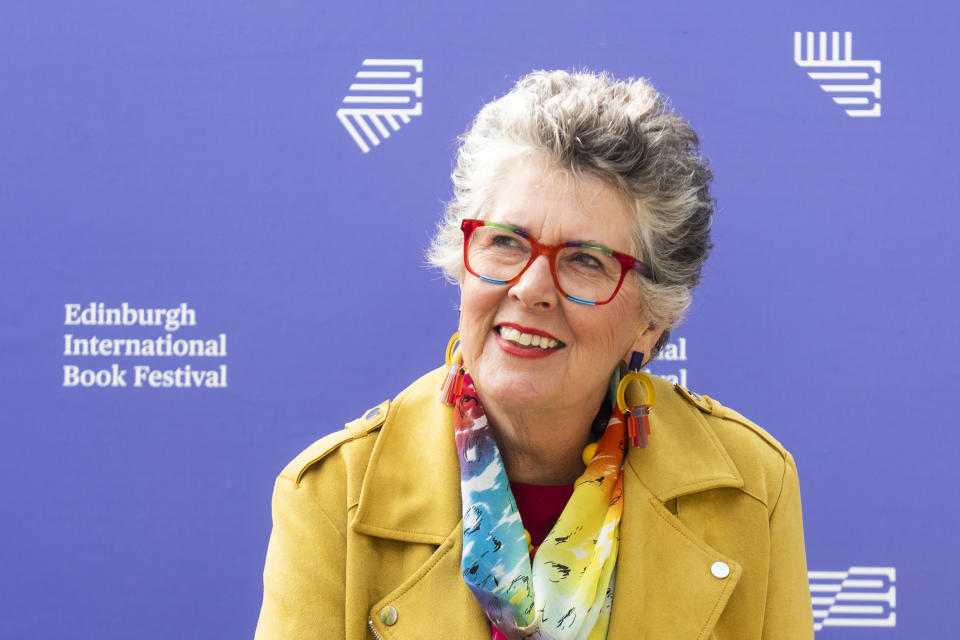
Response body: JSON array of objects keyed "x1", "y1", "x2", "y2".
[{"x1": 490, "y1": 481, "x2": 575, "y2": 640}]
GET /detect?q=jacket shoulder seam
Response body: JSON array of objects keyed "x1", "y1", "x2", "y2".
[
  {"x1": 279, "y1": 399, "x2": 390, "y2": 486},
  {"x1": 701, "y1": 398, "x2": 788, "y2": 458}
]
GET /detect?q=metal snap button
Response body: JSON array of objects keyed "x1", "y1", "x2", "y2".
[
  {"x1": 711, "y1": 561, "x2": 730, "y2": 579},
  {"x1": 379, "y1": 605, "x2": 398, "y2": 626}
]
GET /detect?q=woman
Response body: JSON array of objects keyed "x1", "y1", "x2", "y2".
[{"x1": 256, "y1": 70, "x2": 813, "y2": 639}]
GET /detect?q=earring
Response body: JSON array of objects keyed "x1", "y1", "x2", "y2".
[
  {"x1": 615, "y1": 351, "x2": 656, "y2": 448},
  {"x1": 440, "y1": 331, "x2": 464, "y2": 405}
]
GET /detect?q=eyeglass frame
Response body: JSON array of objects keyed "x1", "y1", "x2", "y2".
[{"x1": 460, "y1": 218, "x2": 653, "y2": 306}]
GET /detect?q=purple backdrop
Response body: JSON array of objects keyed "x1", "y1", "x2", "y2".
[{"x1": 2, "y1": 0, "x2": 958, "y2": 637}]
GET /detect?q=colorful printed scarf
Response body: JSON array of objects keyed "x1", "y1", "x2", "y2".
[{"x1": 453, "y1": 373, "x2": 626, "y2": 640}]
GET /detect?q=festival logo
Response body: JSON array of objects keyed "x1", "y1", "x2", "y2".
[
  {"x1": 794, "y1": 31, "x2": 881, "y2": 117},
  {"x1": 336, "y1": 58, "x2": 423, "y2": 153},
  {"x1": 809, "y1": 566, "x2": 896, "y2": 632}
]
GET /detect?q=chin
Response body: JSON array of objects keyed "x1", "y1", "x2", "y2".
[{"x1": 473, "y1": 368, "x2": 551, "y2": 409}]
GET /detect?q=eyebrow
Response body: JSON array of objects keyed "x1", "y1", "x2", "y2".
[
  {"x1": 569, "y1": 240, "x2": 615, "y2": 255},
  {"x1": 486, "y1": 220, "x2": 531, "y2": 238},
  {"x1": 490, "y1": 220, "x2": 616, "y2": 250}
]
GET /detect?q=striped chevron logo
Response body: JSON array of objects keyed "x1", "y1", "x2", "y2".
[
  {"x1": 337, "y1": 58, "x2": 423, "y2": 153},
  {"x1": 809, "y1": 566, "x2": 896, "y2": 632},
  {"x1": 794, "y1": 31, "x2": 881, "y2": 117}
]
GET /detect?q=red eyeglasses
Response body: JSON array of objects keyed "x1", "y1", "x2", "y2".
[{"x1": 461, "y1": 219, "x2": 652, "y2": 306}]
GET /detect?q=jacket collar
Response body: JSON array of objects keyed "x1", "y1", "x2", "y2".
[
  {"x1": 352, "y1": 368, "x2": 461, "y2": 544},
  {"x1": 622, "y1": 373, "x2": 743, "y2": 501},
  {"x1": 352, "y1": 367, "x2": 743, "y2": 543}
]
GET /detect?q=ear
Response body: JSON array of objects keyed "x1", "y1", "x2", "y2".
[{"x1": 626, "y1": 321, "x2": 664, "y2": 369}]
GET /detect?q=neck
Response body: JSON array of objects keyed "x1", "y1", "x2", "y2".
[{"x1": 478, "y1": 386, "x2": 606, "y2": 485}]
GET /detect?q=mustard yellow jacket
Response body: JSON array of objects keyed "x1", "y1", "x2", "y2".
[{"x1": 255, "y1": 368, "x2": 813, "y2": 639}]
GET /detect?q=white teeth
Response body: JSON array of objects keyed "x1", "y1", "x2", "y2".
[{"x1": 498, "y1": 327, "x2": 559, "y2": 350}]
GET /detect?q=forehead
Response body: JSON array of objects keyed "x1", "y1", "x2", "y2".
[{"x1": 483, "y1": 160, "x2": 636, "y2": 250}]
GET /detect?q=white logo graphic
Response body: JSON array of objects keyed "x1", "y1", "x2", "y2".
[
  {"x1": 794, "y1": 31, "x2": 881, "y2": 117},
  {"x1": 337, "y1": 58, "x2": 423, "y2": 153},
  {"x1": 809, "y1": 566, "x2": 896, "y2": 632}
]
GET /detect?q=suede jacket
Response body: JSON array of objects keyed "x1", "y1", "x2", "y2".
[{"x1": 255, "y1": 368, "x2": 814, "y2": 639}]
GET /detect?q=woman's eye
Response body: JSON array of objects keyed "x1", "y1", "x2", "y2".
[
  {"x1": 569, "y1": 252, "x2": 604, "y2": 269},
  {"x1": 490, "y1": 234, "x2": 523, "y2": 249}
]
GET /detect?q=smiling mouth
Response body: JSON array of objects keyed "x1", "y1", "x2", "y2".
[{"x1": 494, "y1": 326, "x2": 565, "y2": 350}]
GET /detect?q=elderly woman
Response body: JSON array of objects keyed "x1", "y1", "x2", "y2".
[{"x1": 256, "y1": 70, "x2": 813, "y2": 639}]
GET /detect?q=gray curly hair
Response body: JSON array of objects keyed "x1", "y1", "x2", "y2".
[{"x1": 427, "y1": 69, "x2": 714, "y2": 354}]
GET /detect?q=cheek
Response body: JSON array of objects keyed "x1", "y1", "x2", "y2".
[
  {"x1": 571, "y1": 302, "x2": 644, "y2": 360},
  {"x1": 458, "y1": 282, "x2": 500, "y2": 355},
  {"x1": 565, "y1": 307, "x2": 614, "y2": 350},
  {"x1": 459, "y1": 282, "x2": 488, "y2": 327}
]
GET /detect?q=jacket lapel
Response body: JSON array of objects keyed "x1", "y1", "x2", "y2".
[
  {"x1": 609, "y1": 380, "x2": 745, "y2": 638},
  {"x1": 354, "y1": 369, "x2": 490, "y2": 638},
  {"x1": 352, "y1": 368, "x2": 461, "y2": 545}
]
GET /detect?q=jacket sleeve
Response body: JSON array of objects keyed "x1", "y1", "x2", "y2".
[
  {"x1": 762, "y1": 452, "x2": 814, "y2": 639},
  {"x1": 255, "y1": 467, "x2": 347, "y2": 640}
]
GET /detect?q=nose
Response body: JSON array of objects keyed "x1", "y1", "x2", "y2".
[{"x1": 509, "y1": 254, "x2": 560, "y2": 309}]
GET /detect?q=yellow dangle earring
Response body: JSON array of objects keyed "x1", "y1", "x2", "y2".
[
  {"x1": 616, "y1": 351, "x2": 656, "y2": 448},
  {"x1": 440, "y1": 331, "x2": 464, "y2": 406}
]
